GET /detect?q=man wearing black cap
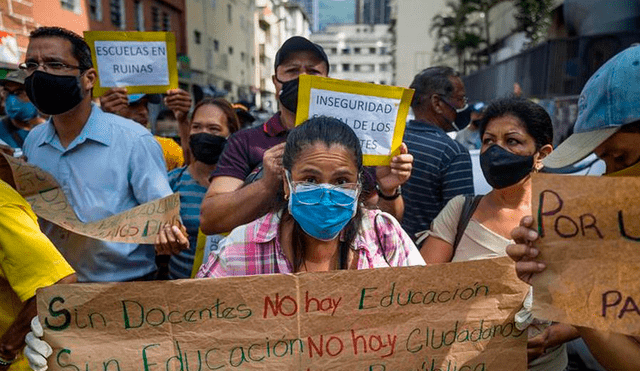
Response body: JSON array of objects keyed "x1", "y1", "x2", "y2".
[
  {"x1": 199, "y1": 36, "x2": 411, "y2": 236},
  {"x1": 199, "y1": 36, "x2": 330, "y2": 235}
]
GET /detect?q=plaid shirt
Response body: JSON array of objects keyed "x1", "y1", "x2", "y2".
[{"x1": 197, "y1": 209, "x2": 425, "y2": 277}]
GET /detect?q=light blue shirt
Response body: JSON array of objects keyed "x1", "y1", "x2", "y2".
[{"x1": 23, "y1": 104, "x2": 172, "y2": 282}]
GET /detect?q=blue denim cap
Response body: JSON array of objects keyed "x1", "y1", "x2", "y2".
[{"x1": 544, "y1": 45, "x2": 640, "y2": 168}]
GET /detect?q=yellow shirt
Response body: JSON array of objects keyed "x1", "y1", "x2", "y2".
[
  {"x1": 0, "y1": 180, "x2": 75, "y2": 370},
  {"x1": 155, "y1": 136, "x2": 184, "y2": 172}
]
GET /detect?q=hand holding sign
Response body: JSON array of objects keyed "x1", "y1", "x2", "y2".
[{"x1": 375, "y1": 143, "x2": 413, "y2": 196}]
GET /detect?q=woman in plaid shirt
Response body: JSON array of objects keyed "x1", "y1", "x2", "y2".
[{"x1": 197, "y1": 116, "x2": 425, "y2": 277}]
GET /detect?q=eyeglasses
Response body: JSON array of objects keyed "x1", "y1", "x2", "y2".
[
  {"x1": 19, "y1": 61, "x2": 83, "y2": 74},
  {"x1": 285, "y1": 171, "x2": 360, "y2": 206},
  {"x1": 438, "y1": 94, "x2": 469, "y2": 113}
]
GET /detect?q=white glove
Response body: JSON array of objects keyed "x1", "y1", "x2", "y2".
[{"x1": 24, "y1": 317, "x2": 52, "y2": 371}]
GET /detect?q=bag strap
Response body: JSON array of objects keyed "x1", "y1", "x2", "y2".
[{"x1": 452, "y1": 195, "x2": 483, "y2": 256}]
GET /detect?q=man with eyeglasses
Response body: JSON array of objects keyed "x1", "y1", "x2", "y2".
[
  {"x1": 401, "y1": 66, "x2": 475, "y2": 242},
  {"x1": 0, "y1": 70, "x2": 45, "y2": 156},
  {"x1": 19, "y1": 27, "x2": 173, "y2": 283}
]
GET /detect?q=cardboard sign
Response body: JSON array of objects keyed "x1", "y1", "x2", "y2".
[
  {"x1": 84, "y1": 31, "x2": 178, "y2": 96},
  {"x1": 0, "y1": 153, "x2": 180, "y2": 244},
  {"x1": 37, "y1": 257, "x2": 528, "y2": 371},
  {"x1": 295, "y1": 76, "x2": 414, "y2": 166},
  {"x1": 531, "y1": 173, "x2": 640, "y2": 336}
]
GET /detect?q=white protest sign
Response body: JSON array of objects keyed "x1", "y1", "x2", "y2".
[
  {"x1": 84, "y1": 31, "x2": 178, "y2": 96},
  {"x1": 296, "y1": 76, "x2": 414, "y2": 166}
]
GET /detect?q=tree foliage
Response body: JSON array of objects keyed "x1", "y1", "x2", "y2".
[
  {"x1": 514, "y1": 0, "x2": 553, "y2": 46},
  {"x1": 430, "y1": 1, "x2": 483, "y2": 73}
]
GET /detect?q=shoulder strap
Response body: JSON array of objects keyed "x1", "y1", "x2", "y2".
[{"x1": 452, "y1": 195, "x2": 483, "y2": 256}]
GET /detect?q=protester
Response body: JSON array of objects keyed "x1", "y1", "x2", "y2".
[
  {"x1": 0, "y1": 179, "x2": 76, "y2": 371},
  {"x1": 401, "y1": 66, "x2": 475, "y2": 242},
  {"x1": 455, "y1": 101, "x2": 485, "y2": 151},
  {"x1": 419, "y1": 97, "x2": 578, "y2": 370},
  {"x1": 507, "y1": 45, "x2": 640, "y2": 371},
  {"x1": 197, "y1": 116, "x2": 423, "y2": 277},
  {"x1": 20, "y1": 26, "x2": 173, "y2": 282},
  {"x1": 0, "y1": 70, "x2": 44, "y2": 153},
  {"x1": 199, "y1": 36, "x2": 411, "y2": 237},
  {"x1": 155, "y1": 98, "x2": 241, "y2": 279},
  {"x1": 99, "y1": 88, "x2": 191, "y2": 171}
]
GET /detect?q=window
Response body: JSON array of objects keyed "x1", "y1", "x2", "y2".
[
  {"x1": 331, "y1": 48, "x2": 337, "y2": 54},
  {"x1": 330, "y1": 64, "x2": 337, "y2": 71},
  {"x1": 380, "y1": 81, "x2": 386, "y2": 85},
  {"x1": 354, "y1": 47, "x2": 361, "y2": 54},
  {"x1": 380, "y1": 47, "x2": 387, "y2": 55},
  {"x1": 354, "y1": 65, "x2": 361, "y2": 72},
  {"x1": 379, "y1": 64, "x2": 387, "y2": 71},
  {"x1": 162, "y1": 12, "x2": 171, "y2": 31},
  {"x1": 134, "y1": 1, "x2": 144, "y2": 31},
  {"x1": 342, "y1": 64, "x2": 350, "y2": 71},
  {"x1": 110, "y1": 0, "x2": 125, "y2": 29},
  {"x1": 152, "y1": 7, "x2": 160, "y2": 31},
  {"x1": 228, "y1": 46, "x2": 233, "y2": 55},
  {"x1": 227, "y1": 4, "x2": 232, "y2": 23},
  {"x1": 89, "y1": 0, "x2": 101, "y2": 20},
  {"x1": 369, "y1": 47, "x2": 376, "y2": 54},
  {"x1": 241, "y1": 52, "x2": 245, "y2": 61},
  {"x1": 194, "y1": 31, "x2": 201, "y2": 44},
  {"x1": 61, "y1": 0, "x2": 76, "y2": 11},
  {"x1": 214, "y1": 40, "x2": 219, "y2": 52},
  {"x1": 341, "y1": 48, "x2": 350, "y2": 55}
]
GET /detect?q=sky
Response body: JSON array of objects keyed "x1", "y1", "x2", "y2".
[{"x1": 318, "y1": 0, "x2": 355, "y2": 30}]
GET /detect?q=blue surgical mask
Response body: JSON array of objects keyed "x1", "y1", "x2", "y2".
[
  {"x1": 286, "y1": 172, "x2": 360, "y2": 241},
  {"x1": 5, "y1": 94, "x2": 38, "y2": 122}
]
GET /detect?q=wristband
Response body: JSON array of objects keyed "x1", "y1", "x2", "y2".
[{"x1": 376, "y1": 184, "x2": 402, "y2": 200}]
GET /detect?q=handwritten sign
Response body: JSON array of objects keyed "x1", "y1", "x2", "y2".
[
  {"x1": 84, "y1": 31, "x2": 178, "y2": 96},
  {"x1": 37, "y1": 257, "x2": 528, "y2": 370},
  {"x1": 0, "y1": 153, "x2": 180, "y2": 244},
  {"x1": 531, "y1": 173, "x2": 640, "y2": 336},
  {"x1": 295, "y1": 75, "x2": 414, "y2": 166}
]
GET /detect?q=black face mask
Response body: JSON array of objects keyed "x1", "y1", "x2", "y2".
[
  {"x1": 25, "y1": 70, "x2": 85, "y2": 115},
  {"x1": 189, "y1": 133, "x2": 227, "y2": 165},
  {"x1": 276, "y1": 77, "x2": 299, "y2": 113},
  {"x1": 453, "y1": 105, "x2": 472, "y2": 131},
  {"x1": 480, "y1": 144, "x2": 535, "y2": 189}
]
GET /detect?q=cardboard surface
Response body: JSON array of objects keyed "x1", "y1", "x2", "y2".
[
  {"x1": 37, "y1": 257, "x2": 528, "y2": 370},
  {"x1": 0, "y1": 153, "x2": 180, "y2": 243},
  {"x1": 531, "y1": 173, "x2": 640, "y2": 336}
]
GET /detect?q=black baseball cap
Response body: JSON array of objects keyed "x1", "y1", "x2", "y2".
[{"x1": 274, "y1": 36, "x2": 329, "y2": 72}]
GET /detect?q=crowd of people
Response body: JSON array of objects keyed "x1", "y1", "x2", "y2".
[{"x1": 0, "y1": 25, "x2": 638, "y2": 371}]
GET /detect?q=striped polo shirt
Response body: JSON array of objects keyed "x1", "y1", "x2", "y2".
[
  {"x1": 401, "y1": 120, "x2": 474, "y2": 241},
  {"x1": 167, "y1": 166, "x2": 209, "y2": 279}
]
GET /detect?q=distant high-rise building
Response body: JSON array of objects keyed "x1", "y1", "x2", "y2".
[
  {"x1": 291, "y1": 0, "x2": 320, "y2": 32},
  {"x1": 356, "y1": 0, "x2": 390, "y2": 24}
]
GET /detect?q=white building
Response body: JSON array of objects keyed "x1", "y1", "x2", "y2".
[
  {"x1": 186, "y1": 0, "x2": 255, "y2": 102},
  {"x1": 254, "y1": 0, "x2": 310, "y2": 111},
  {"x1": 311, "y1": 24, "x2": 394, "y2": 85}
]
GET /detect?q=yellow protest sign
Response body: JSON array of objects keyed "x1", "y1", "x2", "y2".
[
  {"x1": 84, "y1": 31, "x2": 178, "y2": 96},
  {"x1": 0, "y1": 153, "x2": 180, "y2": 243},
  {"x1": 37, "y1": 257, "x2": 528, "y2": 371},
  {"x1": 296, "y1": 75, "x2": 414, "y2": 166},
  {"x1": 532, "y1": 173, "x2": 640, "y2": 336}
]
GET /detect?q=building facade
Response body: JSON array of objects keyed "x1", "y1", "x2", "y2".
[
  {"x1": 186, "y1": 0, "x2": 254, "y2": 102},
  {"x1": 356, "y1": 0, "x2": 390, "y2": 24},
  {"x1": 311, "y1": 23, "x2": 393, "y2": 85}
]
